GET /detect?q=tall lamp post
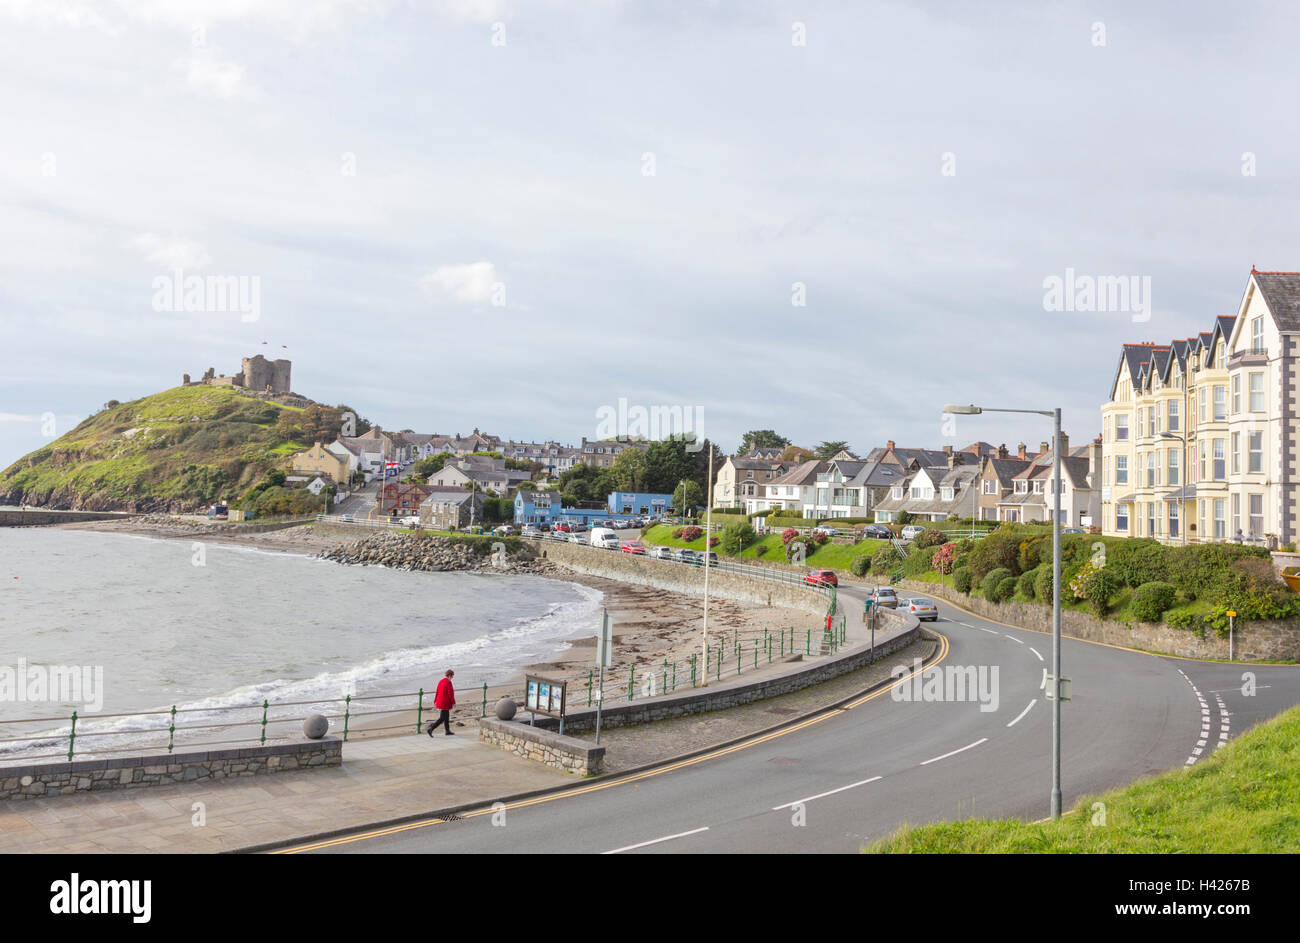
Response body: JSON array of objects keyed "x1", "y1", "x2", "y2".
[
  {"x1": 945, "y1": 402, "x2": 1065, "y2": 820},
  {"x1": 1159, "y1": 431, "x2": 1188, "y2": 546}
]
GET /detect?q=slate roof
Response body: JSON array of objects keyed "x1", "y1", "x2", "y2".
[{"x1": 1251, "y1": 271, "x2": 1300, "y2": 332}]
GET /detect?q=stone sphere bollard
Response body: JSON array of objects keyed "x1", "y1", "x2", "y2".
[
  {"x1": 494, "y1": 697, "x2": 517, "y2": 721},
  {"x1": 303, "y1": 713, "x2": 329, "y2": 739}
]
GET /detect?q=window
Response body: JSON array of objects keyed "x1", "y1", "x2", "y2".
[
  {"x1": 1214, "y1": 499, "x2": 1226, "y2": 539},
  {"x1": 1199, "y1": 388, "x2": 1206, "y2": 423},
  {"x1": 1231, "y1": 375, "x2": 1240, "y2": 414},
  {"x1": 892, "y1": 487, "x2": 904, "y2": 499},
  {"x1": 1252, "y1": 316, "x2": 1264, "y2": 354},
  {"x1": 941, "y1": 487, "x2": 954, "y2": 501},
  {"x1": 1137, "y1": 409, "x2": 1145, "y2": 438},
  {"x1": 1167, "y1": 449, "x2": 1179, "y2": 486},
  {"x1": 1213, "y1": 439, "x2": 1225, "y2": 480},
  {"x1": 1015, "y1": 480, "x2": 1028, "y2": 494},
  {"x1": 983, "y1": 479, "x2": 997, "y2": 495},
  {"x1": 1168, "y1": 400, "x2": 1179, "y2": 432},
  {"x1": 1213, "y1": 386, "x2": 1226, "y2": 421},
  {"x1": 1199, "y1": 440, "x2": 1207, "y2": 480},
  {"x1": 1147, "y1": 502, "x2": 1157, "y2": 536},
  {"x1": 1116, "y1": 415, "x2": 1129, "y2": 440},
  {"x1": 1169, "y1": 501, "x2": 1179, "y2": 538},
  {"x1": 1249, "y1": 372, "x2": 1265, "y2": 412},
  {"x1": 1033, "y1": 480, "x2": 1043, "y2": 494},
  {"x1": 1249, "y1": 493, "x2": 1264, "y2": 537},
  {"x1": 1115, "y1": 456, "x2": 1128, "y2": 485},
  {"x1": 1149, "y1": 405, "x2": 1159, "y2": 435},
  {"x1": 1146, "y1": 452, "x2": 1157, "y2": 487},
  {"x1": 1116, "y1": 504, "x2": 1129, "y2": 531},
  {"x1": 1231, "y1": 432, "x2": 1240, "y2": 475},
  {"x1": 1231, "y1": 493, "x2": 1240, "y2": 537},
  {"x1": 1249, "y1": 432, "x2": 1263, "y2": 474}
]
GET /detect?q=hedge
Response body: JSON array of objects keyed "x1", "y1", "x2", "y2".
[
  {"x1": 1132, "y1": 581, "x2": 1177, "y2": 622},
  {"x1": 953, "y1": 567, "x2": 973, "y2": 594},
  {"x1": 982, "y1": 567, "x2": 1014, "y2": 599},
  {"x1": 1015, "y1": 569, "x2": 1037, "y2": 599}
]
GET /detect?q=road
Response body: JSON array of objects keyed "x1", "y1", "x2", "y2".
[{"x1": 300, "y1": 595, "x2": 1300, "y2": 853}]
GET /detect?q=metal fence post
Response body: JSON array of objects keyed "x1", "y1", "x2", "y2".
[
  {"x1": 691, "y1": 653, "x2": 697, "y2": 687},
  {"x1": 672, "y1": 661, "x2": 677, "y2": 691},
  {"x1": 416, "y1": 688, "x2": 424, "y2": 734},
  {"x1": 629, "y1": 665, "x2": 636, "y2": 701},
  {"x1": 806, "y1": 629, "x2": 811, "y2": 655},
  {"x1": 481, "y1": 683, "x2": 487, "y2": 719},
  {"x1": 168, "y1": 705, "x2": 177, "y2": 753},
  {"x1": 343, "y1": 694, "x2": 351, "y2": 742},
  {"x1": 587, "y1": 670, "x2": 593, "y2": 707},
  {"x1": 259, "y1": 699, "x2": 269, "y2": 745},
  {"x1": 67, "y1": 710, "x2": 77, "y2": 761}
]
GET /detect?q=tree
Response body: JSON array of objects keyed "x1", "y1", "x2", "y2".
[
  {"x1": 414, "y1": 453, "x2": 451, "y2": 478},
  {"x1": 718, "y1": 520, "x2": 757, "y2": 555},
  {"x1": 612, "y1": 447, "x2": 649, "y2": 491},
  {"x1": 780, "y1": 445, "x2": 815, "y2": 463},
  {"x1": 333, "y1": 404, "x2": 372, "y2": 436},
  {"x1": 673, "y1": 480, "x2": 703, "y2": 515},
  {"x1": 814, "y1": 441, "x2": 851, "y2": 461},
  {"x1": 643, "y1": 438, "x2": 693, "y2": 495},
  {"x1": 738, "y1": 430, "x2": 790, "y2": 455}
]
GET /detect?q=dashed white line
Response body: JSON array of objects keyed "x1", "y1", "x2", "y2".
[
  {"x1": 771, "y1": 776, "x2": 883, "y2": 810},
  {"x1": 978, "y1": 626, "x2": 999, "y2": 635},
  {"x1": 603, "y1": 826, "x2": 710, "y2": 854},
  {"x1": 1007, "y1": 699, "x2": 1037, "y2": 728},
  {"x1": 920, "y1": 738, "x2": 989, "y2": 766},
  {"x1": 1003, "y1": 634, "x2": 1024, "y2": 644},
  {"x1": 1029, "y1": 647, "x2": 1044, "y2": 662}
]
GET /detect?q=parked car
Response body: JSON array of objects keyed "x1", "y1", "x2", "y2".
[
  {"x1": 569, "y1": 533, "x2": 586, "y2": 544},
  {"x1": 620, "y1": 541, "x2": 646, "y2": 554},
  {"x1": 805, "y1": 569, "x2": 838, "y2": 587},
  {"x1": 812, "y1": 524, "x2": 836, "y2": 537},
  {"x1": 1061, "y1": 527, "x2": 1085, "y2": 534},
  {"x1": 555, "y1": 523, "x2": 572, "y2": 533},
  {"x1": 589, "y1": 527, "x2": 620, "y2": 549},
  {"x1": 676, "y1": 548, "x2": 698, "y2": 564},
  {"x1": 900, "y1": 525, "x2": 925, "y2": 540},
  {"x1": 339, "y1": 513, "x2": 354, "y2": 522},
  {"x1": 871, "y1": 587, "x2": 899, "y2": 609},
  {"x1": 649, "y1": 545, "x2": 674, "y2": 560},
  {"x1": 691, "y1": 551, "x2": 719, "y2": 566},
  {"x1": 861, "y1": 524, "x2": 893, "y2": 540},
  {"x1": 521, "y1": 525, "x2": 540, "y2": 538},
  {"x1": 901, "y1": 597, "x2": 938, "y2": 621}
]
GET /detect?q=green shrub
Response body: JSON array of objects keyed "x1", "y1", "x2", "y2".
[
  {"x1": 850, "y1": 555, "x2": 871, "y2": 578},
  {"x1": 967, "y1": 535, "x2": 1021, "y2": 582},
  {"x1": 1016, "y1": 569, "x2": 1037, "y2": 599},
  {"x1": 914, "y1": 528, "x2": 947, "y2": 549},
  {"x1": 902, "y1": 547, "x2": 936, "y2": 577},
  {"x1": 1083, "y1": 567, "x2": 1121, "y2": 617},
  {"x1": 982, "y1": 567, "x2": 1013, "y2": 599},
  {"x1": 871, "y1": 544, "x2": 904, "y2": 574},
  {"x1": 986, "y1": 575, "x2": 1017, "y2": 603},
  {"x1": 717, "y1": 520, "x2": 757, "y2": 556},
  {"x1": 1034, "y1": 565, "x2": 1054, "y2": 603},
  {"x1": 953, "y1": 567, "x2": 973, "y2": 594},
  {"x1": 1018, "y1": 535, "x2": 1046, "y2": 572},
  {"x1": 1164, "y1": 609, "x2": 1204, "y2": 632},
  {"x1": 1109, "y1": 540, "x2": 1169, "y2": 589},
  {"x1": 1132, "y1": 581, "x2": 1177, "y2": 622}
]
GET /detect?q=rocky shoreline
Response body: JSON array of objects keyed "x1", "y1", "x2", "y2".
[{"x1": 315, "y1": 531, "x2": 553, "y2": 575}]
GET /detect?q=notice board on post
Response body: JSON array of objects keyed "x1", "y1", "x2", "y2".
[{"x1": 524, "y1": 675, "x2": 567, "y2": 717}]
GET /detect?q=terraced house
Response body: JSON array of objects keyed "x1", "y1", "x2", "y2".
[{"x1": 1101, "y1": 268, "x2": 1300, "y2": 546}]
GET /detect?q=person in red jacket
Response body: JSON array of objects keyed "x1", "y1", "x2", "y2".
[{"x1": 426, "y1": 669, "x2": 456, "y2": 737}]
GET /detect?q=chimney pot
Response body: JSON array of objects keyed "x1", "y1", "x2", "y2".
[
  {"x1": 1017, "y1": 442, "x2": 1027, "y2": 459},
  {"x1": 1039, "y1": 441, "x2": 1049, "y2": 455},
  {"x1": 887, "y1": 440, "x2": 895, "y2": 451}
]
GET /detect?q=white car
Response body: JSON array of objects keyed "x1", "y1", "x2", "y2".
[
  {"x1": 901, "y1": 597, "x2": 939, "y2": 622},
  {"x1": 649, "y1": 545, "x2": 674, "y2": 560},
  {"x1": 900, "y1": 525, "x2": 925, "y2": 540}
]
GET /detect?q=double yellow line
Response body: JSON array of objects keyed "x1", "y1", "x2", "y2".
[{"x1": 275, "y1": 632, "x2": 951, "y2": 854}]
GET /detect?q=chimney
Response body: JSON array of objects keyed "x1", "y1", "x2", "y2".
[
  {"x1": 948, "y1": 451, "x2": 960, "y2": 469},
  {"x1": 1039, "y1": 441, "x2": 1049, "y2": 455},
  {"x1": 997, "y1": 443, "x2": 1009, "y2": 459},
  {"x1": 886, "y1": 440, "x2": 895, "y2": 451},
  {"x1": 943, "y1": 445, "x2": 953, "y2": 455},
  {"x1": 1059, "y1": 432, "x2": 1070, "y2": 455},
  {"x1": 1017, "y1": 442, "x2": 1027, "y2": 459}
]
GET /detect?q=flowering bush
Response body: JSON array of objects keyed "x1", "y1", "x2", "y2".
[
  {"x1": 1069, "y1": 559, "x2": 1101, "y2": 600},
  {"x1": 781, "y1": 528, "x2": 798, "y2": 545},
  {"x1": 671, "y1": 527, "x2": 684, "y2": 539},
  {"x1": 708, "y1": 536, "x2": 720, "y2": 548},
  {"x1": 681, "y1": 525, "x2": 703, "y2": 542},
  {"x1": 931, "y1": 542, "x2": 957, "y2": 575},
  {"x1": 813, "y1": 531, "x2": 829, "y2": 545}
]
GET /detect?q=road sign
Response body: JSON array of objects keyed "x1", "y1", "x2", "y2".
[
  {"x1": 595, "y1": 610, "x2": 614, "y2": 668},
  {"x1": 1045, "y1": 675, "x2": 1072, "y2": 702}
]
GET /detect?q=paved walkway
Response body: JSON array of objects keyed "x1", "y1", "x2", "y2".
[{"x1": 0, "y1": 629, "x2": 932, "y2": 854}]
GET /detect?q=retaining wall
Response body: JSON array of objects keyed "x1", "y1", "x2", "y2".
[
  {"x1": 0, "y1": 510, "x2": 142, "y2": 526},
  {"x1": 898, "y1": 579, "x2": 1300, "y2": 662},
  {"x1": 0, "y1": 738, "x2": 341, "y2": 801},
  {"x1": 478, "y1": 718, "x2": 605, "y2": 774}
]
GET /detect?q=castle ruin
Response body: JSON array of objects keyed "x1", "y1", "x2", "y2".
[{"x1": 185, "y1": 355, "x2": 292, "y2": 394}]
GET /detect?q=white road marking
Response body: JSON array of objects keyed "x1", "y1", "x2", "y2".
[
  {"x1": 956, "y1": 621, "x2": 974, "y2": 628},
  {"x1": 978, "y1": 626, "x2": 999, "y2": 635},
  {"x1": 1007, "y1": 699, "x2": 1037, "y2": 728},
  {"x1": 1039, "y1": 669, "x2": 1048, "y2": 690},
  {"x1": 1029, "y1": 647, "x2": 1044, "y2": 662},
  {"x1": 1003, "y1": 634, "x2": 1024, "y2": 644},
  {"x1": 771, "y1": 776, "x2": 883, "y2": 810},
  {"x1": 603, "y1": 826, "x2": 710, "y2": 854},
  {"x1": 921, "y1": 738, "x2": 989, "y2": 766}
]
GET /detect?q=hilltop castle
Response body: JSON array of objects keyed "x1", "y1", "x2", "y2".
[{"x1": 183, "y1": 355, "x2": 291, "y2": 394}]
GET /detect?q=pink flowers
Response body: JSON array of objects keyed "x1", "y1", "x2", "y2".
[{"x1": 932, "y1": 541, "x2": 957, "y2": 574}]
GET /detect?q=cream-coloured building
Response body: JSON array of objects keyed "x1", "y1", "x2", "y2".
[
  {"x1": 291, "y1": 442, "x2": 351, "y2": 485},
  {"x1": 1101, "y1": 268, "x2": 1300, "y2": 546}
]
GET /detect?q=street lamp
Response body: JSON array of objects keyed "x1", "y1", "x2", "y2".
[
  {"x1": 1159, "y1": 432, "x2": 1188, "y2": 546},
  {"x1": 945, "y1": 402, "x2": 1065, "y2": 820}
]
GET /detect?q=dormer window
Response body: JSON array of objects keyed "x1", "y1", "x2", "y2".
[{"x1": 1015, "y1": 480, "x2": 1029, "y2": 494}]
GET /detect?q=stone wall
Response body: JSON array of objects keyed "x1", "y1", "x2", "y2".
[
  {"x1": 478, "y1": 718, "x2": 604, "y2": 774},
  {"x1": 538, "y1": 542, "x2": 832, "y2": 616},
  {"x1": 524, "y1": 609, "x2": 921, "y2": 734},
  {"x1": 0, "y1": 510, "x2": 142, "y2": 527},
  {"x1": 0, "y1": 738, "x2": 341, "y2": 801},
  {"x1": 898, "y1": 579, "x2": 1300, "y2": 662}
]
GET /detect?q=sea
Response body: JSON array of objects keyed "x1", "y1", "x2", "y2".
[{"x1": 0, "y1": 526, "x2": 602, "y2": 760}]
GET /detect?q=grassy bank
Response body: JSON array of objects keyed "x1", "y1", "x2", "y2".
[
  {"x1": 640, "y1": 523, "x2": 886, "y2": 571},
  {"x1": 870, "y1": 703, "x2": 1300, "y2": 853}
]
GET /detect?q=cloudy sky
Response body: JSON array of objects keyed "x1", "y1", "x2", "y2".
[{"x1": 2, "y1": 0, "x2": 1297, "y2": 467}]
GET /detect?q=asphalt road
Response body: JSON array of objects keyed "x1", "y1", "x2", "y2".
[{"x1": 300, "y1": 595, "x2": 1300, "y2": 854}]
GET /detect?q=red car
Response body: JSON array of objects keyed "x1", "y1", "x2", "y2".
[
  {"x1": 620, "y1": 541, "x2": 646, "y2": 554},
  {"x1": 805, "y1": 569, "x2": 838, "y2": 587},
  {"x1": 555, "y1": 523, "x2": 572, "y2": 532}
]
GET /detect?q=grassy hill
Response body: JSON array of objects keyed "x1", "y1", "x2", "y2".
[
  {"x1": 869, "y1": 703, "x2": 1300, "y2": 853},
  {"x1": 0, "y1": 385, "x2": 315, "y2": 512}
]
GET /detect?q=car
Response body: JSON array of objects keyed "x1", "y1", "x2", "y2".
[
  {"x1": 812, "y1": 524, "x2": 837, "y2": 537},
  {"x1": 1061, "y1": 527, "x2": 1085, "y2": 534},
  {"x1": 870, "y1": 587, "x2": 899, "y2": 609},
  {"x1": 568, "y1": 533, "x2": 586, "y2": 544},
  {"x1": 901, "y1": 597, "x2": 938, "y2": 621},
  {"x1": 521, "y1": 525, "x2": 540, "y2": 538},
  {"x1": 805, "y1": 569, "x2": 838, "y2": 587},
  {"x1": 620, "y1": 541, "x2": 646, "y2": 554},
  {"x1": 589, "y1": 527, "x2": 620, "y2": 549},
  {"x1": 648, "y1": 545, "x2": 674, "y2": 559},
  {"x1": 549, "y1": 531, "x2": 568, "y2": 541},
  {"x1": 861, "y1": 524, "x2": 893, "y2": 540},
  {"x1": 555, "y1": 523, "x2": 572, "y2": 533},
  {"x1": 899, "y1": 525, "x2": 925, "y2": 540},
  {"x1": 339, "y1": 513, "x2": 354, "y2": 522},
  {"x1": 676, "y1": 547, "x2": 700, "y2": 564}
]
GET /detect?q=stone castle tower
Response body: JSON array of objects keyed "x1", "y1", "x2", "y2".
[{"x1": 240, "y1": 355, "x2": 292, "y2": 394}]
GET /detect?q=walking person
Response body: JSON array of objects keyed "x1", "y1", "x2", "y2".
[{"x1": 426, "y1": 669, "x2": 456, "y2": 736}]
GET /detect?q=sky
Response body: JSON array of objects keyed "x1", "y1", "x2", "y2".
[{"x1": 2, "y1": 0, "x2": 1298, "y2": 468}]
